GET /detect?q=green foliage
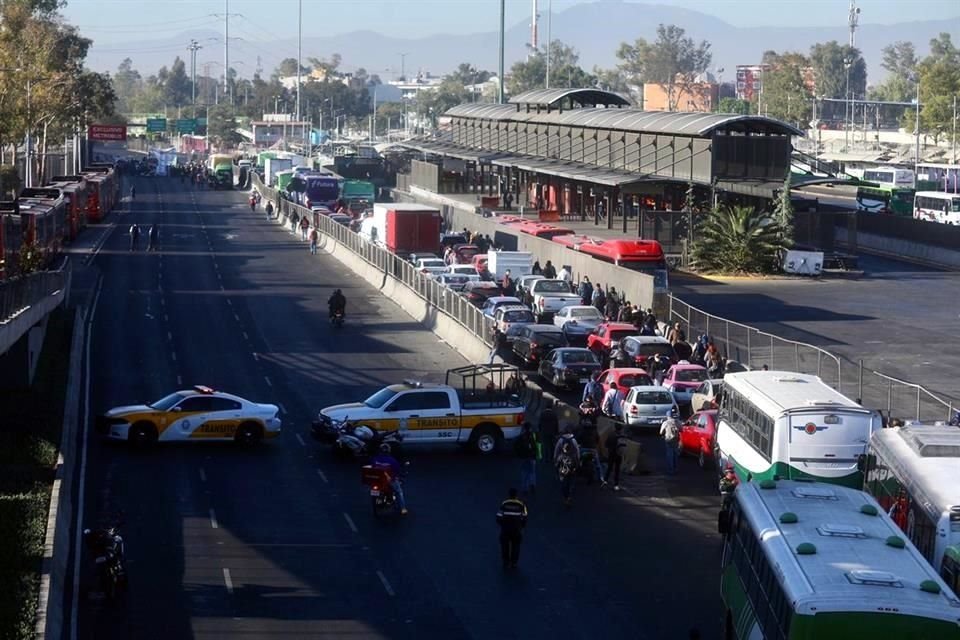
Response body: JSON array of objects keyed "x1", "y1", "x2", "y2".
[
  {"x1": 917, "y1": 33, "x2": 960, "y2": 144},
  {"x1": 507, "y1": 40, "x2": 595, "y2": 95},
  {"x1": 162, "y1": 57, "x2": 192, "y2": 107},
  {"x1": 0, "y1": 164, "x2": 21, "y2": 197},
  {"x1": 774, "y1": 176, "x2": 795, "y2": 248},
  {"x1": 756, "y1": 52, "x2": 812, "y2": 126},
  {"x1": 717, "y1": 97, "x2": 751, "y2": 115},
  {"x1": 615, "y1": 24, "x2": 711, "y2": 111},
  {"x1": 808, "y1": 41, "x2": 867, "y2": 100},
  {"x1": 691, "y1": 205, "x2": 789, "y2": 274},
  {"x1": 275, "y1": 57, "x2": 307, "y2": 77},
  {"x1": 207, "y1": 104, "x2": 242, "y2": 147}
]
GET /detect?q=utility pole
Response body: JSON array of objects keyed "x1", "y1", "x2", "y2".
[
  {"x1": 953, "y1": 94, "x2": 958, "y2": 165},
  {"x1": 498, "y1": 0, "x2": 505, "y2": 104},
  {"x1": 545, "y1": 0, "x2": 552, "y2": 89},
  {"x1": 399, "y1": 52, "x2": 408, "y2": 82},
  {"x1": 848, "y1": 0, "x2": 861, "y2": 48},
  {"x1": 296, "y1": 0, "x2": 302, "y2": 122},
  {"x1": 188, "y1": 40, "x2": 202, "y2": 113},
  {"x1": 914, "y1": 77, "x2": 921, "y2": 173},
  {"x1": 224, "y1": 0, "x2": 229, "y2": 96}
]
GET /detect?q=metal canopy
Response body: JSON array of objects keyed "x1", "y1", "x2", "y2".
[
  {"x1": 508, "y1": 88, "x2": 632, "y2": 108},
  {"x1": 397, "y1": 140, "x2": 510, "y2": 164},
  {"x1": 490, "y1": 155, "x2": 652, "y2": 187}
]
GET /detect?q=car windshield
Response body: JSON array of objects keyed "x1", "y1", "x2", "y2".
[
  {"x1": 634, "y1": 391, "x2": 674, "y2": 404},
  {"x1": 610, "y1": 329, "x2": 636, "y2": 342},
  {"x1": 534, "y1": 280, "x2": 570, "y2": 293},
  {"x1": 562, "y1": 351, "x2": 597, "y2": 364},
  {"x1": 503, "y1": 310, "x2": 534, "y2": 322},
  {"x1": 638, "y1": 343, "x2": 676, "y2": 358},
  {"x1": 675, "y1": 369, "x2": 708, "y2": 382},
  {"x1": 364, "y1": 387, "x2": 398, "y2": 408},
  {"x1": 570, "y1": 308, "x2": 601, "y2": 319},
  {"x1": 535, "y1": 332, "x2": 565, "y2": 346},
  {"x1": 150, "y1": 392, "x2": 187, "y2": 411},
  {"x1": 421, "y1": 260, "x2": 445, "y2": 268},
  {"x1": 619, "y1": 374, "x2": 651, "y2": 387}
]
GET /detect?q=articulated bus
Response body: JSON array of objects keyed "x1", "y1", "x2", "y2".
[
  {"x1": 720, "y1": 479, "x2": 960, "y2": 639},
  {"x1": 863, "y1": 425, "x2": 960, "y2": 596},
  {"x1": 856, "y1": 184, "x2": 915, "y2": 216},
  {"x1": 716, "y1": 371, "x2": 881, "y2": 488},
  {"x1": 914, "y1": 191, "x2": 960, "y2": 225}
]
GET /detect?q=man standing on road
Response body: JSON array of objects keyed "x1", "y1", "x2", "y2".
[
  {"x1": 604, "y1": 423, "x2": 627, "y2": 491},
  {"x1": 265, "y1": 201, "x2": 274, "y2": 219},
  {"x1": 660, "y1": 409, "x2": 681, "y2": 475},
  {"x1": 554, "y1": 429, "x2": 581, "y2": 507},
  {"x1": 542, "y1": 260, "x2": 557, "y2": 279},
  {"x1": 496, "y1": 488, "x2": 528, "y2": 569},
  {"x1": 309, "y1": 227, "x2": 319, "y2": 255},
  {"x1": 129, "y1": 223, "x2": 140, "y2": 251},
  {"x1": 601, "y1": 381, "x2": 625, "y2": 422},
  {"x1": 538, "y1": 406, "x2": 559, "y2": 463},
  {"x1": 147, "y1": 224, "x2": 159, "y2": 251},
  {"x1": 514, "y1": 422, "x2": 540, "y2": 495}
]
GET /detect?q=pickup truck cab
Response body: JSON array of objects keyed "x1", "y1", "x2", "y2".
[
  {"x1": 314, "y1": 366, "x2": 526, "y2": 454},
  {"x1": 530, "y1": 278, "x2": 580, "y2": 322}
]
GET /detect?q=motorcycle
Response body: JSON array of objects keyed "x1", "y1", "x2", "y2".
[
  {"x1": 334, "y1": 424, "x2": 403, "y2": 460},
  {"x1": 249, "y1": 197, "x2": 257, "y2": 212},
  {"x1": 330, "y1": 309, "x2": 345, "y2": 328},
  {"x1": 361, "y1": 462, "x2": 410, "y2": 519},
  {"x1": 311, "y1": 415, "x2": 349, "y2": 444},
  {"x1": 84, "y1": 521, "x2": 127, "y2": 600}
]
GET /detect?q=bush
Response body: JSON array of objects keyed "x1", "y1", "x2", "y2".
[{"x1": 690, "y1": 205, "x2": 789, "y2": 274}]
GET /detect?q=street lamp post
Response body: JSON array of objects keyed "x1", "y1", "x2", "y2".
[
  {"x1": 844, "y1": 58, "x2": 852, "y2": 151},
  {"x1": 498, "y1": 0, "x2": 505, "y2": 104},
  {"x1": 914, "y1": 76, "x2": 921, "y2": 172}
]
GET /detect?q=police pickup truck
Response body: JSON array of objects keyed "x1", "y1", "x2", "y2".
[{"x1": 312, "y1": 364, "x2": 526, "y2": 454}]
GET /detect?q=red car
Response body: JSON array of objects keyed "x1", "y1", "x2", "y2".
[
  {"x1": 678, "y1": 409, "x2": 718, "y2": 469},
  {"x1": 586, "y1": 322, "x2": 639, "y2": 357},
  {"x1": 597, "y1": 368, "x2": 653, "y2": 396}
]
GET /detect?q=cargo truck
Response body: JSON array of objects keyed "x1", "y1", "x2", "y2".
[
  {"x1": 341, "y1": 179, "x2": 376, "y2": 214},
  {"x1": 358, "y1": 203, "x2": 441, "y2": 257},
  {"x1": 264, "y1": 157, "x2": 293, "y2": 187},
  {"x1": 207, "y1": 154, "x2": 234, "y2": 189},
  {"x1": 486, "y1": 250, "x2": 533, "y2": 282}
]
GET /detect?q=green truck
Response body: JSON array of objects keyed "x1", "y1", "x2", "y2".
[
  {"x1": 274, "y1": 169, "x2": 295, "y2": 192},
  {"x1": 207, "y1": 153, "x2": 234, "y2": 189},
  {"x1": 341, "y1": 179, "x2": 376, "y2": 214}
]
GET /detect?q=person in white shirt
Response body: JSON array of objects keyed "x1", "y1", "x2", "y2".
[
  {"x1": 601, "y1": 382, "x2": 625, "y2": 421},
  {"x1": 660, "y1": 408, "x2": 681, "y2": 474},
  {"x1": 557, "y1": 265, "x2": 571, "y2": 283}
]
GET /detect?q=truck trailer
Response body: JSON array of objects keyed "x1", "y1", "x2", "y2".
[{"x1": 359, "y1": 203, "x2": 441, "y2": 257}]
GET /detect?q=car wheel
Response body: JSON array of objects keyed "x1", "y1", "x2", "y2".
[
  {"x1": 236, "y1": 422, "x2": 263, "y2": 446},
  {"x1": 471, "y1": 424, "x2": 501, "y2": 455},
  {"x1": 129, "y1": 421, "x2": 157, "y2": 448}
]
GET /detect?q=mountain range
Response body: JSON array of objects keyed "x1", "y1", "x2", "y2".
[{"x1": 84, "y1": 2, "x2": 959, "y2": 90}]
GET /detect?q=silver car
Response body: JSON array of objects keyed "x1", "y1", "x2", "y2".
[
  {"x1": 621, "y1": 386, "x2": 678, "y2": 428},
  {"x1": 494, "y1": 305, "x2": 536, "y2": 342}
]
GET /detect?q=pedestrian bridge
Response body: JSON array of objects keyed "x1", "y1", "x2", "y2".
[{"x1": 0, "y1": 267, "x2": 70, "y2": 385}]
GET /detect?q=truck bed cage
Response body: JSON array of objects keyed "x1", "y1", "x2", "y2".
[{"x1": 446, "y1": 363, "x2": 524, "y2": 409}]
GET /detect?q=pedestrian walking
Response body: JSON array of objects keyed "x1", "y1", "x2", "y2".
[
  {"x1": 660, "y1": 409, "x2": 681, "y2": 475},
  {"x1": 604, "y1": 423, "x2": 628, "y2": 491},
  {"x1": 514, "y1": 422, "x2": 540, "y2": 494},
  {"x1": 538, "y1": 406, "x2": 559, "y2": 463},
  {"x1": 496, "y1": 488, "x2": 528, "y2": 569},
  {"x1": 542, "y1": 260, "x2": 557, "y2": 279},
  {"x1": 299, "y1": 216, "x2": 310, "y2": 240},
  {"x1": 128, "y1": 223, "x2": 140, "y2": 251},
  {"x1": 601, "y1": 381, "x2": 625, "y2": 422},
  {"x1": 147, "y1": 224, "x2": 158, "y2": 251},
  {"x1": 554, "y1": 429, "x2": 581, "y2": 507},
  {"x1": 309, "y1": 227, "x2": 319, "y2": 255},
  {"x1": 265, "y1": 201, "x2": 274, "y2": 219}
]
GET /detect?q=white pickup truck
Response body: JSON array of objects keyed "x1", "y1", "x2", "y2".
[{"x1": 531, "y1": 278, "x2": 581, "y2": 323}]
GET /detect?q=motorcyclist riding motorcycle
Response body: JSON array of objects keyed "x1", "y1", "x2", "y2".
[
  {"x1": 578, "y1": 396, "x2": 599, "y2": 428},
  {"x1": 83, "y1": 524, "x2": 126, "y2": 598},
  {"x1": 370, "y1": 443, "x2": 407, "y2": 515},
  {"x1": 249, "y1": 194, "x2": 257, "y2": 211},
  {"x1": 576, "y1": 417, "x2": 605, "y2": 485},
  {"x1": 129, "y1": 186, "x2": 136, "y2": 200},
  {"x1": 328, "y1": 289, "x2": 346, "y2": 320}
]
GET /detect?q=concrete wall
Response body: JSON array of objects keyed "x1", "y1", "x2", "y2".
[{"x1": 836, "y1": 228, "x2": 960, "y2": 270}]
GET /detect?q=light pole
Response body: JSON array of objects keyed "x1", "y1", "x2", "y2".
[
  {"x1": 952, "y1": 94, "x2": 957, "y2": 165},
  {"x1": 913, "y1": 75, "x2": 921, "y2": 173},
  {"x1": 545, "y1": 0, "x2": 552, "y2": 89},
  {"x1": 296, "y1": 0, "x2": 302, "y2": 121},
  {"x1": 844, "y1": 57, "x2": 852, "y2": 150},
  {"x1": 498, "y1": 0, "x2": 505, "y2": 104}
]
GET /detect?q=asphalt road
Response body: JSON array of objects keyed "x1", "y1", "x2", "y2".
[{"x1": 75, "y1": 176, "x2": 721, "y2": 640}]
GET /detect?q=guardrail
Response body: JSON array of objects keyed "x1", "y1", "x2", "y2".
[
  {"x1": 0, "y1": 270, "x2": 67, "y2": 324},
  {"x1": 254, "y1": 175, "x2": 494, "y2": 346},
  {"x1": 669, "y1": 295, "x2": 956, "y2": 423}
]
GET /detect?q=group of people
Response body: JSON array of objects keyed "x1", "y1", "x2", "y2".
[{"x1": 128, "y1": 223, "x2": 159, "y2": 252}]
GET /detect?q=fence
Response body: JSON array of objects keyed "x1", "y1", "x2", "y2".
[
  {"x1": 0, "y1": 269, "x2": 67, "y2": 324},
  {"x1": 255, "y1": 175, "x2": 494, "y2": 346},
  {"x1": 669, "y1": 295, "x2": 957, "y2": 424}
]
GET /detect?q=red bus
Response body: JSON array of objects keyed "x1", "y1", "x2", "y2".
[
  {"x1": 81, "y1": 165, "x2": 118, "y2": 222},
  {"x1": 19, "y1": 188, "x2": 68, "y2": 263},
  {"x1": 0, "y1": 200, "x2": 22, "y2": 278},
  {"x1": 513, "y1": 220, "x2": 574, "y2": 239},
  {"x1": 551, "y1": 235, "x2": 669, "y2": 290},
  {"x1": 47, "y1": 175, "x2": 88, "y2": 240}
]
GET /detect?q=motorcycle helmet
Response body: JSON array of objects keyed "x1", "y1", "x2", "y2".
[
  {"x1": 668, "y1": 407, "x2": 679, "y2": 419},
  {"x1": 353, "y1": 425, "x2": 374, "y2": 441}
]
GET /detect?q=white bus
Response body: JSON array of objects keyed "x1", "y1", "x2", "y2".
[
  {"x1": 914, "y1": 191, "x2": 960, "y2": 225},
  {"x1": 863, "y1": 424, "x2": 960, "y2": 596},
  {"x1": 720, "y1": 479, "x2": 960, "y2": 639},
  {"x1": 716, "y1": 371, "x2": 881, "y2": 489},
  {"x1": 861, "y1": 167, "x2": 915, "y2": 188}
]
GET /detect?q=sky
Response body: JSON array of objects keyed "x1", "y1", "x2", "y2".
[{"x1": 63, "y1": 0, "x2": 960, "y2": 46}]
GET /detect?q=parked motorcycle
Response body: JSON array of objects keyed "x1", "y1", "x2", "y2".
[
  {"x1": 334, "y1": 424, "x2": 403, "y2": 460},
  {"x1": 361, "y1": 461, "x2": 410, "y2": 519},
  {"x1": 84, "y1": 521, "x2": 127, "y2": 600},
  {"x1": 311, "y1": 414, "x2": 349, "y2": 444}
]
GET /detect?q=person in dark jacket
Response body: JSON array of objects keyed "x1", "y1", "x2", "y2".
[
  {"x1": 538, "y1": 406, "x2": 559, "y2": 462},
  {"x1": 542, "y1": 260, "x2": 557, "y2": 279},
  {"x1": 604, "y1": 424, "x2": 628, "y2": 490},
  {"x1": 496, "y1": 488, "x2": 528, "y2": 569}
]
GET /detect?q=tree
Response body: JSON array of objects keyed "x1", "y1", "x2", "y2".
[
  {"x1": 774, "y1": 176, "x2": 795, "y2": 249},
  {"x1": 717, "y1": 97, "x2": 751, "y2": 114},
  {"x1": 448, "y1": 63, "x2": 491, "y2": 87},
  {"x1": 507, "y1": 40, "x2": 594, "y2": 95},
  {"x1": 756, "y1": 52, "x2": 812, "y2": 126},
  {"x1": 376, "y1": 101, "x2": 404, "y2": 134},
  {"x1": 691, "y1": 205, "x2": 789, "y2": 274},
  {"x1": 914, "y1": 33, "x2": 960, "y2": 144},
  {"x1": 111, "y1": 58, "x2": 142, "y2": 112},
  {"x1": 623, "y1": 24, "x2": 712, "y2": 111},
  {"x1": 275, "y1": 58, "x2": 306, "y2": 78},
  {"x1": 809, "y1": 41, "x2": 866, "y2": 100},
  {"x1": 207, "y1": 104, "x2": 241, "y2": 147},
  {"x1": 868, "y1": 41, "x2": 917, "y2": 102},
  {"x1": 592, "y1": 65, "x2": 632, "y2": 96},
  {"x1": 163, "y1": 57, "x2": 192, "y2": 107}
]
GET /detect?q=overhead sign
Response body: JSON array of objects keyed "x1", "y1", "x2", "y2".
[
  {"x1": 146, "y1": 118, "x2": 167, "y2": 133},
  {"x1": 88, "y1": 124, "x2": 127, "y2": 141},
  {"x1": 176, "y1": 118, "x2": 197, "y2": 134}
]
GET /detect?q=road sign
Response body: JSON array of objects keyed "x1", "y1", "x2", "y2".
[
  {"x1": 88, "y1": 124, "x2": 127, "y2": 141},
  {"x1": 176, "y1": 118, "x2": 197, "y2": 134},
  {"x1": 146, "y1": 118, "x2": 167, "y2": 133}
]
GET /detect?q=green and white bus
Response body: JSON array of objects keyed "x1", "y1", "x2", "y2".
[
  {"x1": 856, "y1": 184, "x2": 915, "y2": 216},
  {"x1": 863, "y1": 424, "x2": 960, "y2": 596},
  {"x1": 716, "y1": 371, "x2": 881, "y2": 488},
  {"x1": 720, "y1": 478, "x2": 960, "y2": 639}
]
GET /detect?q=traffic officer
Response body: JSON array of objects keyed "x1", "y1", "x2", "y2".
[{"x1": 496, "y1": 488, "x2": 528, "y2": 569}]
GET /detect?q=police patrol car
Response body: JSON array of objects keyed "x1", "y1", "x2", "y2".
[{"x1": 97, "y1": 386, "x2": 281, "y2": 445}]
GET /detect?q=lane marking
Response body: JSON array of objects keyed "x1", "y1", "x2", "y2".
[
  {"x1": 317, "y1": 469, "x2": 328, "y2": 484},
  {"x1": 277, "y1": 402, "x2": 287, "y2": 414},
  {"x1": 177, "y1": 374, "x2": 183, "y2": 385},
  {"x1": 167, "y1": 331, "x2": 173, "y2": 342},
  {"x1": 220, "y1": 284, "x2": 225, "y2": 291},
  {"x1": 222, "y1": 568, "x2": 234, "y2": 595},
  {"x1": 226, "y1": 299, "x2": 232, "y2": 307},
  {"x1": 209, "y1": 508, "x2": 219, "y2": 529},
  {"x1": 171, "y1": 352, "x2": 177, "y2": 362},
  {"x1": 199, "y1": 467, "x2": 207, "y2": 483},
  {"x1": 252, "y1": 352, "x2": 260, "y2": 361},
  {"x1": 376, "y1": 570, "x2": 396, "y2": 597},
  {"x1": 295, "y1": 433, "x2": 306, "y2": 447},
  {"x1": 163, "y1": 313, "x2": 169, "y2": 322},
  {"x1": 343, "y1": 513, "x2": 358, "y2": 534},
  {"x1": 242, "y1": 331, "x2": 249, "y2": 341},
  {"x1": 69, "y1": 274, "x2": 102, "y2": 640},
  {"x1": 263, "y1": 376, "x2": 272, "y2": 387},
  {"x1": 233, "y1": 313, "x2": 240, "y2": 322}
]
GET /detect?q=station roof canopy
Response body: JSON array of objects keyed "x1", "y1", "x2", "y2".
[
  {"x1": 446, "y1": 103, "x2": 804, "y2": 138},
  {"x1": 508, "y1": 88, "x2": 632, "y2": 109}
]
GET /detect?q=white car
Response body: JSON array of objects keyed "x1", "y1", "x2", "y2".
[
  {"x1": 416, "y1": 257, "x2": 449, "y2": 277},
  {"x1": 448, "y1": 264, "x2": 479, "y2": 276},
  {"x1": 96, "y1": 385, "x2": 282, "y2": 445},
  {"x1": 553, "y1": 305, "x2": 604, "y2": 332},
  {"x1": 435, "y1": 273, "x2": 476, "y2": 292},
  {"x1": 621, "y1": 386, "x2": 678, "y2": 428},
  {"x1": 494, "y1": 305, "x2": 536, "y2": 342},
  {"x1": 690, "y1": 379, "x2": 724, "y2": 412},
  {"x1": 481, "y1": 296, "x2": 525, "y2": 321}
]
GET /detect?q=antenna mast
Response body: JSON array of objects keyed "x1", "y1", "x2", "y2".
[
  {"x1": 531, "y1": 0, "x2": 539, "y2": 53},
  {"x1": 848, "y1": 0, "x2": 861, "y2": 47}
]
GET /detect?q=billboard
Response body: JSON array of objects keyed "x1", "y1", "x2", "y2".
[{"x1": 88, "y1": 124, "x2": 127, "y2": 141}]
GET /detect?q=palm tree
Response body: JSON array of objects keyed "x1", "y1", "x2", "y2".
[{"x1": 691, "y1": 205, "x2": 788, "y2": 274}]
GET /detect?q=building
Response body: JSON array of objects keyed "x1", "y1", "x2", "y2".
[
  {"x1": 642, "y1": 81, "x2": 719, "y2": 113},
  {"x1": 250, "y1": 114, "x2": 311, "y2": 147},
  {"x1": 736, "y1": 65, "x2": 770, "y2": 102},
  {"x1": 278, "y1": 68, "x2": 332, "y2": 91},
  {"x1": 388, "y1": 73, "x2": 444, "y2": 101}
]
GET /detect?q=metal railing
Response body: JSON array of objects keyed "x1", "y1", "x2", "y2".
[
  {"x1": 0, "y1": 269, "x2": 66, "y2": 324},
  {"x1": 254, "y1": 175, "x2": 494, "y2": 346},
  {"x1": 669, "y1": 295, "x2": 957, "y2": 424}
]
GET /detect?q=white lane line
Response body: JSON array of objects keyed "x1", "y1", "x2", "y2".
[
  {"x1": 376, "y1": 570, "x2": 396, "y2": 597},
  {"x1": 171, "y1": 352, "x2": 177, "y2": 362},
  {"x1": 343, "y1": 513, "x2": 358, "y2": 534},
  {"x1": 209, "y1": 508, "x2": 219, "y2": 529},
  {"x1": 69, "y1": 274, "x2": 102, "y2": 640},
  {"x1": 317, "y1": 469, "x2": 328, "y2": 483},
  {"x1": 199, "y1": 468, "x2": 207, "y2": 482},
  {"x1": 295, "y1": 433, "x2": 306, "y2": 447},
  {"x1": 252, "y1": 352, "x2": 260, "y2": 361},
  {"x1": 163, "y1": 313, "x2": 169, "y2": 322},
  {"x1": 242, "y1": 331, "x2": 249, "y2": 341},
  {"x1": 220, "y1": 284, "x2": 224, "y2": 291},
  {"x1": 222, "y1": 568, "x2": 234, "y2": 595},
  {"x1": 233, "y1": 313, "x2": 240, "y2": 322},
  {"x1": 263, "y1": 376, "x2": 272, "y2": 387},
  {"x1": 167, "y1": 331, "x2": 173, "y2": 342},
  {"x1": 278, "y1": 402, "x2": 287, "y2": 414},
  {"x1": 226, "y1": 299, "x2": 233, "y2": 307},
  {"x1": 177, "y1": 374, "x2": 183, "y2": 385}
]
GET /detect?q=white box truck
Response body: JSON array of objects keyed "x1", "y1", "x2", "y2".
[
  {"x1": 487, "y1": 250, "x2": 533, "y2": 281},
  {"x1": 264, "y1": 157, "x2": 293, "y2": 187}
]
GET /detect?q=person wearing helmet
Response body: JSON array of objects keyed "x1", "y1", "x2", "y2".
[
  {"x1": 328, "y1": 288, "x2": 346, "y2": 320},
  {"x1": 659, "y1": 408, "x2": 681, "y2": 475},
  {"x1": 370, "y1": 443, "x2": 407, "y2": 515}
]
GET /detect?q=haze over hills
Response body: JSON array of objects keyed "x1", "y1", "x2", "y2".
[{"x1": 83, "y1": 2, "x2": 958, "y2": 90}]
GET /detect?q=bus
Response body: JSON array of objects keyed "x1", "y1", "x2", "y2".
[
  {"x1": 715, "y1": 371, "x2": 881, "y2": 488},
  {"x1": 861, "y1": 167, "x2": 915, "y2": 188},
  {"x1": 862, "y1": 424, "x2": 960, "y2": 595},
  {"x1": 856, "y1": 184, "x2": 915, "y2": 216},
  {"x1": 719, "y1": 478, "x2": 960, "y2": 639},
  {"x1": 916, "y1": 163, "x2": 960, "y2": 192},
  {"x1": 914, "y1": 191, "x2": 960, "y2": 225}
]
